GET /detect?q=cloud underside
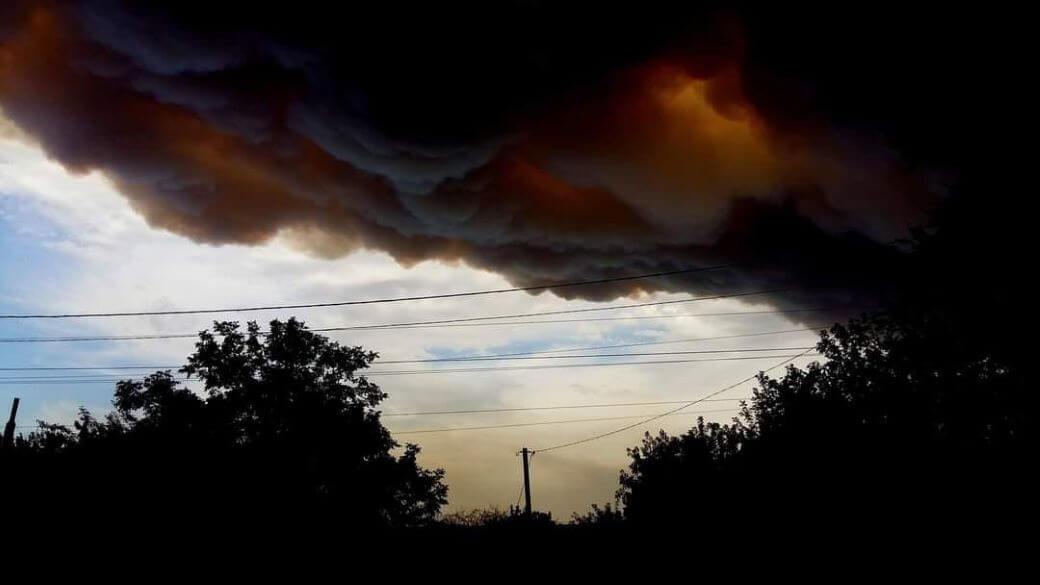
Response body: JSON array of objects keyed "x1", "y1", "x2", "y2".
[{"x1": 0, "y1": 2, "x2": 955, "y2": 314}]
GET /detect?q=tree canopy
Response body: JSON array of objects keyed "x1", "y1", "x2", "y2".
[
  {"x1": 607, "y1": 309, "x2": 1034, "y2": 528},
  {"x1": 6, "y1": 318, "x2": 447, "y2": 528}
]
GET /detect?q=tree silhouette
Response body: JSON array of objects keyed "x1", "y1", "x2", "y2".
[
  {"x1": 557, "y1": 213, "x2": 1032, "y2": 531},
  {"x1": 601, "y1": 306, "x2": 1035, "y2": 528},
  {"x1": 7, "y1": 318, "x2": 447, "y2": 528},
  {"x1": 614, "y1": 420, "x2": 742, "y2": 525}
]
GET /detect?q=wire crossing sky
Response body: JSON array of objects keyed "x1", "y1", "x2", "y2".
[
  {"x1": 0, "y1": 265, "x2": 732, "y2": 319},
  {"x1": 0, "y1": 327, "x2": 821, "y2": 369},
  {"x1": 0, "y1": 305, "x2": 840, "y2": 343},
  {"x1": 0, "y1": 346, "x2": 814, "y2": 374},
  {"x1": 533, "y1": 349, "x2": 816, "y2": 453},
  {"x1": 0, "y1": 353, "x2": 822, "y2": 383}
]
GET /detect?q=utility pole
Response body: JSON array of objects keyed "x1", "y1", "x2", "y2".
[
  {"x1": 2, "y1": 397, "x2": 19, "y2": 449},
  {"x1": 520, "y1": 447, "x2": 532, "y2": 516}
]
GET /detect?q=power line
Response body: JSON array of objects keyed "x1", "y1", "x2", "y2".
[
  {"x1": 0, "y1": 333, "x2": 199, "y2": 344},
  {"x1": 366, "y1": 354, "x2": 818, "y2": 375},
  {"x1": 0, "y1": 353, "x2": 820, "y2": 384},
  {"x1": 0, "y1": 347, "x2": 813, "y2": 379},
  {"x1": 0, "y1": 287, "x2": 802, "y2": 342},
  {"x1": 410, "y1": 326, "x2": 823, "y2": 358},
  {"x1": 0, "y1": 333, "x2": 197, "y2": 343},
  {"x1": 0, "y1": 379, "x2": 173, "y2": 384},
  {"x1": 380, "y1": 398, "x2": 744, "y2": 417},
  {"x1": 12, "y1": 407, "x2": 744, "y2": 434},
  {"x1": 0, "y1": 365, "x2": 180, "y2": 372},
  {"x1": 4, "y1": 358, "x2": 813, "y2": 442},
  {"x1": 378, "y1": 346, "x2": 814, "y2": 364},
  {"x1": 391, "y1": 408, "x2": 740, "y2": 435},
  {"x1": 309, "y1": 288, "x2": 799, "y2": 331},
  {"x1": 0, "y1": 304, "x2": 841, "y2": 343},
  {"x1": 9, "y1": 409, "x2": 742, "y2": 435},
  {"x1": 0, "y1": 322, "x2": 819, "y2": 368},
  {"x1": 0, "y1": 326, "x2": 822, "y2": 370},
  {"x1": 12, "y1": 399, "x2": 749, "y2": 426},
  {"x1": 0, "y1": 266, "x2": 731, "y2": 320},
  {"x1": 318, "y1": 306, "x2": 844, "y2": 328},
  {"x1": 533, "y1": 349, "x2": 816, "y2": 453},
  {"x1": 0, "y1": 397, "x2": 749, "y2": 417}
]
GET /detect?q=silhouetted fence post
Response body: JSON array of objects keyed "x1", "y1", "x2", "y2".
[
  {"x1": 2, "y1": 397, "x2": 19, "y2": 449},
  {"x1": 521, "y1": 447, "x2": 532, "y2": 516}
]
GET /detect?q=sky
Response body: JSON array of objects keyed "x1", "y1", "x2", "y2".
[
  {"x1": 0, "y1": 124, "x2": 822, "y2": 516},
  {"x1": 0, "y1": 1, "x2": 1010, "y2": 518}
]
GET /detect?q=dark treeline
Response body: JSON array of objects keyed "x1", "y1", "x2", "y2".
[
  {"x1": 3, "y1": 320, "x2": 448, "y2": 532},
  {"x1": 578, "y1": 194, "x2": 1036, "y2": 533},
  {"x1": 1, "y1": 194, "x2": 1033, "y2": 542}
]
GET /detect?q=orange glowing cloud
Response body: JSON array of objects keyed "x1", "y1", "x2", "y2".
[
  {"x1": 0, "y1": 2, "x2": 940, "y2": 310},
  {"x1": 516, "y1": 55, "x2": 933, "y2": 243}
]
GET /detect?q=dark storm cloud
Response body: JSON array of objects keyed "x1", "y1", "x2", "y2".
[{"x1": 2, "y1": 0, "x2": 1002, "y2": 316}]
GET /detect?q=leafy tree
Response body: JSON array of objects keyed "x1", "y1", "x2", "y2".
[
  {"x1": 614, "y1": 419, "x2": 744, "y2": 524},
  {"x1": 570, "y1": 503, "x2": 623, "y2": 527},
  {"x1": 606, "y1": 308, "x2": 1034, "y2": 527},
  {"x1": 590, "y1": 210, "x2": 1036, "y2": 529},
  {"x1": 8, "y1": 318, "x2": 447, "y2": 528}
]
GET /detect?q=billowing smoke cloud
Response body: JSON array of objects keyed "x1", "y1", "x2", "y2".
[{"x1": 2, "y1": 1, "x2": 986, "y2": 314}]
